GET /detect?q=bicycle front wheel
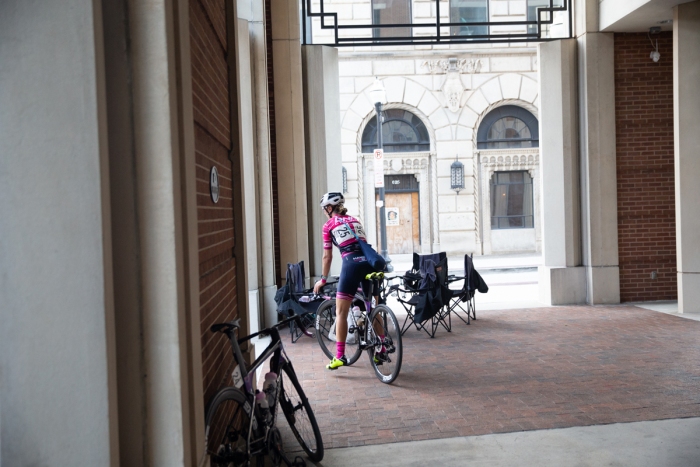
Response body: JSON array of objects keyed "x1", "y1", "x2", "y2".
[
  {"x1": 315, "y1": 299, "x2": 362, "y2": 365},
  {"x1": 278, "y1": 363, "x2": 324, "y2": 462},
  {"x1": 368, "y1": 304, "x2": 403, "y2": 384},
  {"x1": 205, "y1": 387, "x2": 263, "y2": 467}
]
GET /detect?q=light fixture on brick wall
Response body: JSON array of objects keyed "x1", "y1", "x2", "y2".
[
  {"x1": 451, "y1": 155, "x2": 465, "y2": 193},
  {"x1": 649, "y1": 27, "x2": 661, "y2": 62}
]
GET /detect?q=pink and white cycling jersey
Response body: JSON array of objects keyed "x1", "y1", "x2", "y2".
[{"x1": 322, "y1": 215, "x2": 367, "y2": 257}]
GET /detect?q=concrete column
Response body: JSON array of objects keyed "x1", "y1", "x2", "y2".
[
  {"x1": 127, "y1": 0, "x2": 193, "y2": 463},
  {"x1": 673, "y1": 1, "x2": 700, "y2": 314},
  {"x1": 101, "y1": 0, "x2": 146, "y2": 463},
  {"x1": 0, "y1": 0, "x2": 118, "y2": 464},
  {"x1": 537, "y1": 39, "x2": 587, "y2": 305},
  {"x1": 577, "y1": 32, "x2": 620, "y2": 304},
  {"x1": 245, "y1": 0, "x2": 279, "y2": 327},
  {"x1": 235, "y1": 17, "x2": 263, "y2": 333},
  {"x1": 271, "y1": 0, "x2": 310, "y2": 284},
  {"x1": 302, "y1": 45, "x2": 343, "y2": 281},
  {"x1": 574, "y1": 0, "x2": 598, "y2": 36}
]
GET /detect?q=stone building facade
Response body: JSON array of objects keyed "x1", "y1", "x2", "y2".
[
  {"x1": 307, "y1": 0, "x2": 564, "y2": 255},
  {"x1": 339, "y1": 50, "x2": 542, "y2": 255}
]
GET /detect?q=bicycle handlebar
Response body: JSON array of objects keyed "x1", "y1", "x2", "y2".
[{"x1": 212, "y1": 312, "x2": 314, "y2": 344}]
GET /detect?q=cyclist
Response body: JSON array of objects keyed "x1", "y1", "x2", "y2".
[{"x1": 313, "y1": 192, "x2": 384, "y2": 370}]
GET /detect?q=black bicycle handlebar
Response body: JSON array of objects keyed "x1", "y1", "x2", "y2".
[{"x1": 211, "y1": 312, "x2": 313, "y2": 342}]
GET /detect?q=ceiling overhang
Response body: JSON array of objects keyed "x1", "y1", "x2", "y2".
[{"x1": 599, "y1": 0, "x2": 693, "y2": 32}]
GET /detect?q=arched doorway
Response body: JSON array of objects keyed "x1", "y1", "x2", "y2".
[
  {"x1": 476, "y1": 105, "x2": 541, "y2": 254},
  {"x1": 361, "y1": 109, "x2": 431, "y2": 254}
]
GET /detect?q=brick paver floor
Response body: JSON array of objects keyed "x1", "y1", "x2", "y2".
[{"x1": 276, "y1": 305, "x2": 700, "y2": 451}]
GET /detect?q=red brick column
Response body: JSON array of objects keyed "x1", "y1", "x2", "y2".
[{"x1": 614, "y1": 32, "x2": 676, "y2": 302}]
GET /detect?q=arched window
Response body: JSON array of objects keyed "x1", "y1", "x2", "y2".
[
  {"x1": 361, "y1": 109, "x2": 430, "y2": 153},
  {"x1": 477, "y1": 105, "x2": 539, "y2": 149}
]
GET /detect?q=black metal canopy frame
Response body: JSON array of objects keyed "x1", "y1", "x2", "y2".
[{"x1": 302, "y1": 0, "x2": 572, "y2": 47}]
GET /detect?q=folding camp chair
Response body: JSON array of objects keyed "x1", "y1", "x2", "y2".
[
  {"x1": 446, "y1": 254, "x2": 488, "y2": 325},
  {"x1": 389, "y1": 252, "x2": 452, "y2": 338},
  {"x1": 274, "y1": 261, "x2": 322, "y2": 343}
]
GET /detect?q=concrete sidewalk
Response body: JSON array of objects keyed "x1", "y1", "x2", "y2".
[
  {"x1": 386, "y1": 252, "x2": 542, "y2": 275},
  {"x1": 317, "y1": 417, "x2": 700, "y2": 467}
]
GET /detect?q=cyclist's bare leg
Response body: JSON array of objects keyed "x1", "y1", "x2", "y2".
[
  {"x1": 371, "y1": 295, "x2": 387, "y2": 353},
  {"x1": 334, "y1": 297, "x2": 352, "y2": 357},
  {"x1": 371, "y1": 297, "x2": 382, "y2": 334}
]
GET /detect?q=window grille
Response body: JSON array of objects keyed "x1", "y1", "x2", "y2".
[
  {"x1": 361, "y1": 109, "x2": 430, "y2": 153},
  {"x1": 490, "y1": 171, "x2": 534, "y2": 229},
  {"x1": 477, "y1": 105, "x2": 539, "y2": 150}
]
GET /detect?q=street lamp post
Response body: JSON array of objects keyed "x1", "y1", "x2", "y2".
[{"x1": 369, "y1": 78, "x2": 393, "y2": 272}]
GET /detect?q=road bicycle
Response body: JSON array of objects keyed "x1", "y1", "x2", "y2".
[
  {"x1": 205, "y1": 314, "x2": 323, "y2": 466},
  {"x1": 315, "y1": 272, "x2": 403, "y2": 383}
]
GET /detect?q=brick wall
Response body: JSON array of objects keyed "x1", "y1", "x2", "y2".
[
  {"x1": 614, "y1": 32, "x2": 676, "y2": 302},
  {"x1": 190, "y1": 0, "x2": 239, "y2": 404}
]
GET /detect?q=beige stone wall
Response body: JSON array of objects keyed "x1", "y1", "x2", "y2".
[{"x1": 339, "y1": 50, "x2": 541, "y2": 255}]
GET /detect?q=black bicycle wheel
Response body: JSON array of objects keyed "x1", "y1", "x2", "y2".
[
  {"x1": 278, "y1": 363, "x2": 324, "y2": 462},
  {"x1": 205, "y1": 387, "x2": 263, "y2": 467},
  {"x1": 315, "y1": 299, "x2": 362, "y2": 365},
  {"x1": 368, "y1": 304, "x2": 403, "y2": 384}
]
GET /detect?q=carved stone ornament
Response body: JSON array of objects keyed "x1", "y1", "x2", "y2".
[
  {"x1": 422, "y1": 58, "x2": 482, "y2": 74},
  {"x1": 480, "y1": 151, "x2": 540, "y2": 176},
  {"x1": 441, "y1": 58, "x2": 464, "y2": 113}
]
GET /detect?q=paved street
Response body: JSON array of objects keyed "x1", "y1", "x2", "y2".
[
  {"x1": 268, "y1": 254, "x2": 700, "y2": 465},
  {"x1": 280, "y1": 304, "x2": 700, "y2": 451}
]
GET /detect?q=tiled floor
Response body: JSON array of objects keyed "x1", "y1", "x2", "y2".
[{"x1": 276, "y1": 305, "x2": 700, "y2": 452}]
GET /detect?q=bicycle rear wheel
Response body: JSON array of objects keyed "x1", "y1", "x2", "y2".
[
  {"x1": 368, "y1": 304, "x2": 403, "y2": 384},
  {"x1": 315, "y1": 299, "x2": 362, "y2": 365},
  {"x1": 205, "y1": 387, "x2": 263, "y2": 467},
  {"x1": 278, "y1": 363, "x2": 324, "y2": 462}
]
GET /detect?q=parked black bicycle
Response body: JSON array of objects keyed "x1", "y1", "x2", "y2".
[{"x1": 205, "y1": 314, "x2": 323, "y2": 466}]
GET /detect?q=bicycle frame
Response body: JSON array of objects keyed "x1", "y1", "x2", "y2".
[
  {"x1": 216, "y1": 315, "x2": 304, "y2": 461},
  {"x1": 351, "y1": 279, "x2": 385, "y2": 350}
]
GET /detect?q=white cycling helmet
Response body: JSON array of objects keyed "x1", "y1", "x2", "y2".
[{"x1": 319, "y1": 192, "x2": 345, "y2": 208}]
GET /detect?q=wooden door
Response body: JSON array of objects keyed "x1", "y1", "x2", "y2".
[{"x1": 381, "y1": 192, "x2": 420, "y2": 254}]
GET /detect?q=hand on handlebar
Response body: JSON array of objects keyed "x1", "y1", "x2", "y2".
[{"x1": 313, "y1": 280, "x2": 325, "y2": 295}]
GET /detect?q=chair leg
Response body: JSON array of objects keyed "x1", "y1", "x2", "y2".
[
  {"x1": 457, "y1": 306, "x2": 471, "y2": 325},
  {"x1": 396, "y1": 299, "x2": 416, "y2": 336},
  {"x1": 437, "y1": 307, "x2": 451, "y2": 332},
  {"x1": 449, "y1": 301, "x2": 470, "y2": 325},
  {"x1": 290, "y1": 320, "x2": 300, "y2": 343},
  {"x1": 400, "y1": 311, "x2": 413, "y2": 336}
]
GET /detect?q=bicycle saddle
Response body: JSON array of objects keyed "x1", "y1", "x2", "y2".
[{"x1": 210, "y1": 318, "x2": 241, "y2": 334}]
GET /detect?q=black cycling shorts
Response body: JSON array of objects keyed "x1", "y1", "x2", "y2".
[{"x1": 336, "y1": 252, "x2": 374, "y2": 301}]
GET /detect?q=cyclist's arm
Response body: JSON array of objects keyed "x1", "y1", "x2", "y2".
[
  {"x1": 313, "y1": 248, "x2": 333, "y2": 294},
  {"x1": 321, "y1": 248, "x2": 332, "y2": 278}
]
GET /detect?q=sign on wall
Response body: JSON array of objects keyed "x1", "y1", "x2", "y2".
[
  {"x1": 210, "y1": 166, "x2": 220, "y2": 204},
  {"x1": 373, "y1": 149, "x2": 384, "y2": 188},
  {"x1": 386, "y1": 207, "x2": 399, "y2": 226}
]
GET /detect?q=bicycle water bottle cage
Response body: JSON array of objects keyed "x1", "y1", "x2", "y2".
[{"x1": 210, "y1": 318, "x2": 241, "y2": 334}]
